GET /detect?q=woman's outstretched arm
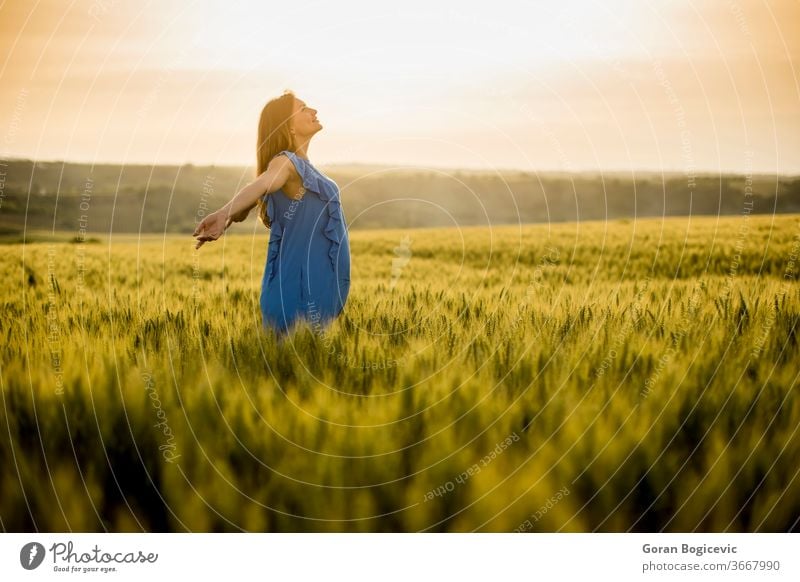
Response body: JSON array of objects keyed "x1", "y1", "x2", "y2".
[{"x1": 193, "y1": 155, "x2": 293, "y2": 249}]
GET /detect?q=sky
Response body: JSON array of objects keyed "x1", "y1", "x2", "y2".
[{"x1": 0, "y1": 0, "x2": 798, "y2": 174}]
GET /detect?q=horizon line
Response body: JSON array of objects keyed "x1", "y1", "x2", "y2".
[{"x1": 3, "y1": 156, "x2": 798, "y2": 179}]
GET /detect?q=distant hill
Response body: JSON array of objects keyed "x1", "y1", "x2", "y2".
[{"x1": 0, "y1": 159, "x2": 798, "y2": 237}]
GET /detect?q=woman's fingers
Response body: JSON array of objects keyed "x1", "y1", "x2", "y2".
[
  {"x1": 196, "y1": 233, "x2": 217, "y2": 243},
  {"x1": 193, "y1": 211, "x2": 232, "y2": 250},
  {"x1": 193, "y1": 228, "x2": 224, "y2": 250},
  {"x1": 193, "y1": 218, "x2": 208, "y2": 237},
  {"x1": 194, "y1": 235, "x2": 215, "y2": 250}
]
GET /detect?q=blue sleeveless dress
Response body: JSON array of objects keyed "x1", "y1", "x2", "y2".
[{"x1": 259, "y1": 150, "x2": 351, "y2": 336}]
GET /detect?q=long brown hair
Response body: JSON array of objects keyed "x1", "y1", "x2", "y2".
[{"x1": 255, "y1": 89, "x2": 296, "y2": 228}]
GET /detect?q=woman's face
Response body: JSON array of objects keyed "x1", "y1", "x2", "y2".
[{"x1": 291, "y1": 97, "x2": 322, "y2": 138}]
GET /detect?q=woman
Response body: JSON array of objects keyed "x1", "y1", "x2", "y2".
[{"x1": 193, "y1": 90, "x2": 351, "y2": 336}]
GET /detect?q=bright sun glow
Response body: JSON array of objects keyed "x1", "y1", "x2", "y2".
[{"x1": 0, "y1": 0, "x2": 797, "y2": 172}]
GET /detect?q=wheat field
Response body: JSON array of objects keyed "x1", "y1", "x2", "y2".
[{"x1": 1, "y1": 213, "x2": 799, "y2": 532}]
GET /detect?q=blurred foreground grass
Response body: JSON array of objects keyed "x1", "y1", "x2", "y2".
[{"x1": 1, "y1": 214, "x2": 799, "y2": 532}]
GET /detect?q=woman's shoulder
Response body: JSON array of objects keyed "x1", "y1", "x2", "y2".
[
  {"x1": 272, "y1": 149, "x2": 310, "y2": 163},
  {"x1": 267, "y1": 150, "x2": 310, "y2": 179},
  {"x1": 271, "y1": 150, "x2": 313, "y2": 178}
]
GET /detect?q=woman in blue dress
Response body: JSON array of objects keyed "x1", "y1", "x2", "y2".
[{"x1": 193, "y1": 90, "x2": 351, "y2": 336}]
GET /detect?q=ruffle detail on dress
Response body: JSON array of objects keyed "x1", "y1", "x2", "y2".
[
  {"x1": 317, "y1": 178, "x2": 345, "y2": 272},
  {"x1": 265, "y1": 193, "x2": 282, "y2": 282},
  {"x1": 279, "y1": 150, "x2": 344, "y2": 272}
]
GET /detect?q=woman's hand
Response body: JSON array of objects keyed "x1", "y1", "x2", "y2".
[{"x1": 193, "y1": 209, "x2": 233, "y2": 249}]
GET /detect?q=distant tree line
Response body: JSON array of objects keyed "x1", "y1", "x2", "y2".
[{"x1": 1, "y1": 159, "x2": 797, "y2": 236}]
